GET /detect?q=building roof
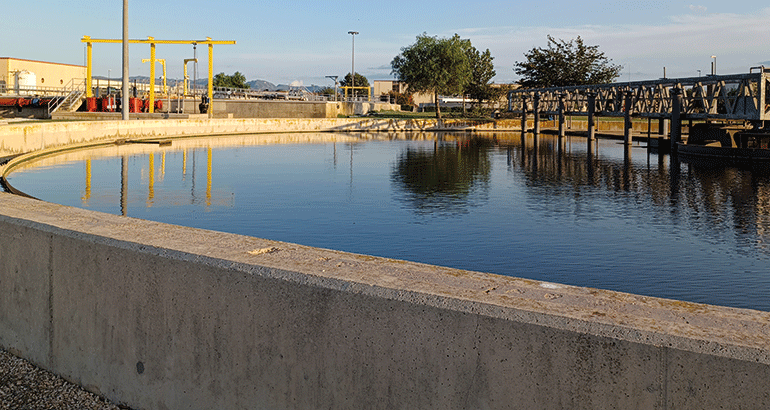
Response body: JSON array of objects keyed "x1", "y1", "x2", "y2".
[{"x1": 0, "y1": 57, "x2": 85, "y2": 68}]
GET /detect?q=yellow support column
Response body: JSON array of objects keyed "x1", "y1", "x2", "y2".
[
  {"x1": 149, "y1": 39, "x2": 156, "y2": 113},
  {"x1": 86, "y1": 41, "x2": 93, "y2": 98},
  {"x1": 208, "y1": 40, "x2": 214, "y2": 118}
]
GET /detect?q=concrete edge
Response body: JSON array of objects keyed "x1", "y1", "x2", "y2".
[{"x1": 1, "y1": 192, "x2": 768, "y2": 366}]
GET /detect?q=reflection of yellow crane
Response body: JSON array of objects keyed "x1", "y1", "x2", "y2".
[
  {"x1": 81, "y1": 36, "x2": 235, "y2": 116},
  {"x1": 142, "y1": 58, "x2": 167, "y2": 95},
  {"x1": 184, "y1": 58, "x2": 198, "y2": 97}
]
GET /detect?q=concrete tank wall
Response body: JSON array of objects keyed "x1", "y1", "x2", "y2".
[
  {"x1": 1, "y1": 119, "x2": 769, "y2": 408},
  {"x1": 0, "y1": 118, "x2": 508, "y2": 157},
  {"x1": 1, "y1": 192, "x2": 769, "y2": 409}
]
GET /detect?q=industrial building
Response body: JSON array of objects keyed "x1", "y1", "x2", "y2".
[{"x1": 0, "y1": 57, "x2": 86, "y2": 95}]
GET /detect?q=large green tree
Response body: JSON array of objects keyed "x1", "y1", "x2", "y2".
[
  {"x1": 391, "y1": 33, "x2": 472, "y2": 121},
  {"x1": 465, "y1": 46, "x2": 497, "y2": 110},
  {"x1": 213, "y1": 71, "x2": 249, "y2": 89},
  {"x1": 514, "y1": 36, "x2": 622, "y2": 88},
  {"x1": 339, "y1": 72, "x2": 370, "y2": 98}
]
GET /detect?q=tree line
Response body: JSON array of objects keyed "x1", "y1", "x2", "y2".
[
  {"x1": 391, "y1": 33, "x2": 621, "y2": 120},
  {"x1": 213, "y1": 34, "x2": 621, "y2": 120}
]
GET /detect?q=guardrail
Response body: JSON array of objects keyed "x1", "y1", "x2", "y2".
[{"x1": 508, "y1": 67, "x2": 770, "y2": 121}]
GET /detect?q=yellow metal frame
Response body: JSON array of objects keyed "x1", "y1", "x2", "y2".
[
  {"x1": 81, "y1": 36, "x2": 235, "y2": 116},
  {"x1": 142, "y1": 58, "x2": 167, "y2": 95},
  {"x1": 183, "y1": 58, "x2": 198, "y2": 97},
  {"x1": 341, "y1": 86, "x2": 371, "y2": 101}
]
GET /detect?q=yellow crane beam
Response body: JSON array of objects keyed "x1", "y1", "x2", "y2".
[
  {"x1": 142, "y1": 58, "x2": 167, "y2": 96},
  {"x1": 81, "y1": 36, "x2": 235, "y2": 117}
]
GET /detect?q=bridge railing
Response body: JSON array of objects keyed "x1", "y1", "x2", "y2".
[{"x1": 508, "y1": 68, "x2": 770, "y2": 121}]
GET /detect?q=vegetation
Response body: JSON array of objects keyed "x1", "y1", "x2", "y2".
[
  {"x1": 339, "y1": 73, "x2": 370, "y2": 97},
  {"x1": 513, "y1": 36, "x2": 622, "y2": 88},
  {"x1": 212, "y1": 72, "x2": 249, "y2": 89},
  {"x1": 391, "y1": 33, "x2": 500, "y2": 120},
  {"x1": 391, "y1": 33, "x2": 471, "y2": 121},
  {"x1": 465, "y1": 46, "x2": 497, "y2": 110}
]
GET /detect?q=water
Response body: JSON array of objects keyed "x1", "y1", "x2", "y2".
[{"x1": 6, "y1": 132, "x2": 770, "y2": 311}]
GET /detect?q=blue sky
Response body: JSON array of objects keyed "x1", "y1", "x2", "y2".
[{"x1": 4, "y1": 1, "x2": 770, "y2": 87}]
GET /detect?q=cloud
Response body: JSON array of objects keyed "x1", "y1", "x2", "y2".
[
  {"x1": 688, "y1": 5, "x2": 707, "y2": 12},
  {"x1": 450, "y1": 7, "x2": 770, "y2": 81}
]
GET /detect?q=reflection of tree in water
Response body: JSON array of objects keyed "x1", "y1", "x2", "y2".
[
  {"x1": 500, "y1": 132, "x2": 770, "y2": 254},
  {"x1": 391, "y1": 137, "x2": 492, "y2": 215}
]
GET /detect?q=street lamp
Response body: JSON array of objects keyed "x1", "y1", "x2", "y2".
[
  {"x1": 711, "y1": 55, "x2": 717, "y2": 75},
  {"x1": 697, "y1": 69, "x2": 701, "y2": 77},
  {"x1": 348, "y1": 31, "x2": 358, "y2": 99},
  {"x1": 121, "y1": 0, "x2": 129, "y2": 120}
]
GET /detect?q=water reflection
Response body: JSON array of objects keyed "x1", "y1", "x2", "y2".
[
  {"x1": 496, "y1": 132, "x2": 770, "y2": 256},
  {"x1": 391, "y1": 136, "x2": 492, "y2": 216},
  {"x1": 7, "y1": 132, "x2": 770, "y2": 310}
]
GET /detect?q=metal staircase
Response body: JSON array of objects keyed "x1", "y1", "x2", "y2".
[{"x1": 48, "y1": 79, "x2": 86, "y2": 117}]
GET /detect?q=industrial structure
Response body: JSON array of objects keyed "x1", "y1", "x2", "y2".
[{"x1": 507, "y1": 67, "x2": 770, "y2": 155}]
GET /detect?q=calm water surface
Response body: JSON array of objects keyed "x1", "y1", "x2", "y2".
[{"x1": 7, "y1": 132, "x2": 770, "y2": 311}]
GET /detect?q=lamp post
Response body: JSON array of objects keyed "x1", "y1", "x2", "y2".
[
  {"x1": 108, "y1": 69, "x2": 111, "y2": 93},
  {"x1": 711, "y1": 55, "x2": 717, "y2": 75},
  {"x1": 121, "y1": 0, "x2": 129, "y2": 120},
  {"x1": 348, "y1": 31, "x2": 358, "y2": 100}
]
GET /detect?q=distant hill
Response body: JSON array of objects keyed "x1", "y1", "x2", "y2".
[
  {"x1": 246, "y1": 79, "x2": 276, "y2": 91},
  {"x1": 98, "y1": 76, "x2": 328, "y2": 93}
]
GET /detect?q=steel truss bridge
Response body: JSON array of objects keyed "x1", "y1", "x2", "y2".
[{"x1": 507, "y1": 67, "x2": 770, "y2": 123}]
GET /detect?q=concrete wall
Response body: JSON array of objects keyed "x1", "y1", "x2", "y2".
[
  {"x1": 0, "y1": 118, "x2": 505, "y2": 157},
  {"x1": 1, "y1": 191, "x2": 769, "y2": 409}
]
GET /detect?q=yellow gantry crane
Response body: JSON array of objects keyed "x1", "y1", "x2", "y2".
[
  {"x1": 81, "y1": 36, "x2": 236, "y2": 116},
  {"x1": 142, "y1": 58, "x2": 167, "y2": 94}
]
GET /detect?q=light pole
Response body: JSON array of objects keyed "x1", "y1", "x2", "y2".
[
  {"x1": 348, "y1": 31, "x2": 358, "y2": 100},
  {"x1": 108, "y1": 69, "x2": 111, "y2": 93},
  {"x1": 121, "y1": 0, "x2": 129, "y2": 120},
  {"x1": 711, "y1": 55, "x2": 717, "y2": 75}
]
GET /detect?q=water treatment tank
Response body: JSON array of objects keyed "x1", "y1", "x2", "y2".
[{"x1": 15, "y1": 71, "x2": 36, "y2": 95}]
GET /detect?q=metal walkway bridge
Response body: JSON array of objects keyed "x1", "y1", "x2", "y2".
[{"x1": 507, "y1": 67, "x2": 770, "y2": 122}]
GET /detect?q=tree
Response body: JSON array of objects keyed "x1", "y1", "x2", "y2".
[
  {"x1": 212, "y1": 71, "x2": 250, "y2": 89},
  {"x1": 391, "y1": 33, "x2": 472, "y2": 121},
  {"x1": 340, "y1": 72, "x2": 369, "y2": 98},
  {"x1": 465, "y1": 46, "x2": 497, "y2": 110},
  {"x1": 514, "y1": 36, "x2": 622, "y2": 88}
]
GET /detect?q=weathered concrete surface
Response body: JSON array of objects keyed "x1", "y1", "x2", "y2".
[{"x1": 1, "y1": 192, "x2": 769, "y2": 409}]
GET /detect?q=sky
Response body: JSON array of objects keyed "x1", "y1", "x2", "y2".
[{"x1": 4, "y1": 1, "x2": 770, "y2": 87}]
